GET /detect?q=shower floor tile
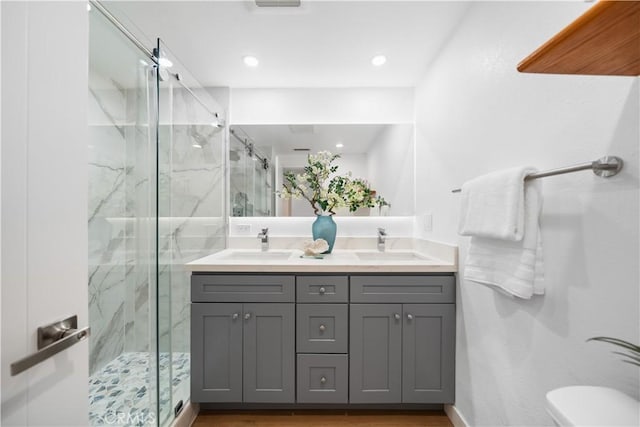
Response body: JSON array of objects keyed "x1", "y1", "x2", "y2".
[{"x1": 89, "y1": 352, "x2": 190, "y2": 426}]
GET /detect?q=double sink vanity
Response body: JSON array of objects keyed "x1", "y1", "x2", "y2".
[{"x1": 187, "y1": 238, "x2": 458, "y2": 409}]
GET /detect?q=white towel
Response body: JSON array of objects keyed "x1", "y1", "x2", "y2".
[
  {"x1": 458, "y1": 166, "x2": 537, "y2": 241},
  {"x1": 459, "y1": 167, "x2": 544, "y2": 299}
]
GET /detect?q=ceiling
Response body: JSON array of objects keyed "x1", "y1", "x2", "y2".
[{"x1": 108, "y1": 1, "x2": 470, "y2": 88}]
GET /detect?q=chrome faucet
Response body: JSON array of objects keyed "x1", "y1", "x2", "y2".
[
  {"x1": 258, "y1": 228, "x2": 269, "y2": 251},
  {"x1": 377, "y1": 227, "x2": 387, "y2": 252}
]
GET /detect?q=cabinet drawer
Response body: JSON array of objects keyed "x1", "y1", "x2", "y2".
[
  {"x1": 297, "y1": 304, "x2": 348, "y2": 353},
  {"x1": 350, "y1": 275, "x2": 455, "y2": 303},
  {"x1": 296, "y1": 276, "x2": 348, "y2": 303},
  {"x1": 297, "y1": 354, "x2": 348, "y2": 404},
  {"x1": 192, "y1": 274, "x2": 295, "y2": 302}
]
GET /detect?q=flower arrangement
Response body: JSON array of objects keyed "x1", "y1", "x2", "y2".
[{"x1": 277, "y1": 151, "x2": 385, "y2": 215}]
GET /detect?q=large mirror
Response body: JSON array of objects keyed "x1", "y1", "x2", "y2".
[{"x1": 229, "y1": 123, "x2": 414, "y2": 217}]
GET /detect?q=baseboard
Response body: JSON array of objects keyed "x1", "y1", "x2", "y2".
[
  {"x1": 171, "y1": 400, "x2": 199, "y2": 427},
  {"x1": 445, "y1": 404, "x2": 470, "y2": 427}
]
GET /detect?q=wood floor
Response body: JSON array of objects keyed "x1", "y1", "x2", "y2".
[{"x1": 194, "y1": 411, "x2": 453, "y2": 427}]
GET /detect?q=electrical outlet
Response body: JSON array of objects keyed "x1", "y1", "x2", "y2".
[
  {"x1": 423, "y1": 213, "x2": 433, "y2": 232},
  {"x1": 235, "y1": 224, "x2": 251, "y2": 234}
]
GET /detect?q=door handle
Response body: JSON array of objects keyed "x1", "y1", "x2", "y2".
[{"x1": 10, "y1": 315, "x2": 90, "y2": 376}]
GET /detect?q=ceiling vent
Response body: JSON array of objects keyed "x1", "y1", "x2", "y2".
[
  {"x1": 256, "y1": 0, "x2": 301, "y2": 7},
  {"x1": 288, "y1": 125, "x2": 315, "y2": 134},
  {"x1": 293, "y1": 148, "x2": 311, "y2": 152}
]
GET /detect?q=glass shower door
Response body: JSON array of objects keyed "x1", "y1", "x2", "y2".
[
  {"x1": 88, "y1": 11, "x2": 226, "y2": 426},
  {"x1": 156, "y1": 39, "x2": 227, "y2": 427},
  {"x1": 88, "y1": 8, "x2": 158, "y2": 426}
]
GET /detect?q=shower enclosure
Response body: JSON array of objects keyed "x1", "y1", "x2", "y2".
[
  {"x1": 88, "y1": 4, "x2": 226, "y2": 426},
  {"x1": 229, "y1": 127, "x2": 275, "y2": 217}
]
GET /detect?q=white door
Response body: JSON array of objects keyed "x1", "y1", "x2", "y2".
[{"x1": 1, "y1": 2, "x2": 90, "y2": 426}]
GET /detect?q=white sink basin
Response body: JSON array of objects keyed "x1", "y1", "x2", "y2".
[
  {"x1": 220, "y1": 250, "x2": 294, "y2": 261},
  {"x1": 355, "y1": 251, "x2": 429, "y2": 261}
]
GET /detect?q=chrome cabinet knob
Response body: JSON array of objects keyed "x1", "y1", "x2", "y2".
[
  {"x1": 244, "y1": 313, "x2": 251, "y2": 320},
  {"x1": 320, "y1": 376, "x2": 327, "y2": 384},
  {"x1": 394, "y1": 313, "x2": 401, "y2": 320},
  {"x1": 407, "y1": 313, "x2": 413, "y2": 321},
  {"x1": 319, "y1": 287, "x2": 326, "y2": 295},
  {"x1": 232, "y1": 313, "x2": 239, "y2": 320},
  {"x1": 319, "y1": 324, "x2": 326, "y2": 332}
]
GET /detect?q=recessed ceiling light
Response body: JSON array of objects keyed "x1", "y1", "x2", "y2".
[
  {"x1": 192, "y1": 143, "x2": 202, "y2": 149},
  {"x1": 243, "y1": 56, "x2": 259, "y2": 67},
  {"x1": 336, "y1": 143, "x2": 344, "y2": 148},
  {"x1": 87, "y1": 3, "x2": 91, "y2": 11},
  {"x1": 371, "y1": 55, "x2": 387, "y2": 67}
]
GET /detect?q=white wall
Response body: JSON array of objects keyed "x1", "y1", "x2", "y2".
[
  {"x1": 230, "y1": 87, "x2": 414, "y2": 124},
  {"x1": 229, "y1": 216, "x2": 414, "y2": 238},
  {"x1": 367, "y1": 124, "x2": 415, "y2": 215},
  {"x1": 414, "y1": 2, "x2": 639, "y2": 426}
]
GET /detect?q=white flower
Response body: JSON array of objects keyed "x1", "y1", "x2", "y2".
[{"x1": 277, "y1": 150, "x2": 383, "y2": 213}]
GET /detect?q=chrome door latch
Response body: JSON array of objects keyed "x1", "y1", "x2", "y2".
[{"x1": 10, "y1": 315, "x2": 90, "y2": 376}]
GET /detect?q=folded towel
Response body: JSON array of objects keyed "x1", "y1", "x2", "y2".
[
  {"x1": 458, "y1": 166, "x2": 537, "y2": 241},
  {"x1": 459, "y1": 169, "x2": 544, "y2": 299}
]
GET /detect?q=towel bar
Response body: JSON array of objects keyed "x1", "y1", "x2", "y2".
[{"x1": 451, "y1": 156, "x2": 623, "y2": 193}]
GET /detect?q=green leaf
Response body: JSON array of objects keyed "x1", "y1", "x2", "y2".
[
  {"x1": 612, "y1": 351, "x2": 640, "y2": 364},
  {"x1": 588, "y1": 337, "x2": 640, "y2": 353},
  {"x1": 588, "y1": 336, "x2": 640, "y2": 368}
]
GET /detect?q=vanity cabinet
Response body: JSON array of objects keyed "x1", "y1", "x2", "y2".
[
  {"x1": 349, "y1": 303, "x2": 455, "y2": 404},
  {"x1": 191, "y1": 275, "x2": 295, "y2": 403},
  {"x1": 191, "y1": 272, "x2": 455, "y2": 407},
  {"x1": 349, "y1": 275, "x2": 455, "y2": 404}
]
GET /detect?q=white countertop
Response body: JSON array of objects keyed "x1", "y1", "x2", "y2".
[{"x1": 186, "y1": 238, "x2": 458, "y2": 273}]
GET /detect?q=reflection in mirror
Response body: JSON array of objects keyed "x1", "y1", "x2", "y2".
[
  {"x1": 229, "y1": 124, "x2": 414, "y2": 217},
  {"x1": 229, "y1": 127, "x2": 275, "y2": 216}
]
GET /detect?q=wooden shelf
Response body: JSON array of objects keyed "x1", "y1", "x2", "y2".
[{"x1": 518, "y1": 1, "x2": 640, "y2": 76}]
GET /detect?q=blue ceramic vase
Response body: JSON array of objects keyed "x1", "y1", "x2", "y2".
[{"x1": 312, "y1": 214, "x2": 337, "y2": 253}]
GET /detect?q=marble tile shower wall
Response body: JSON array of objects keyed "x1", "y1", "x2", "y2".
[
  {"x1": 89, "y1": 67, "x2": 156, "y2": 374},
  {"x1": 89, "y1": 80, "x2": 226, "y2": 374}
]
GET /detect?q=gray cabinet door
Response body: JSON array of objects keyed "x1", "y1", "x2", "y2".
[
  {"x1": 296, "y1": 276, "x2": 349, "y2": 303},
  {"x1": 402, "y1": 304, "x2": 455, "y2": 403},
  {"x1": 297, "y1": 354, "x2": 349, "y2": 404},
  {"x1": 192, "y1": 274, "x2": 295, "y2": 302},
  {"x1": 296, "y1": 304, "x2": 348, "y2": 353},
  {"x1": 349, "y1": 304, "x2": 402, "y2": 403},
  {"x1": 350, "y1": 275, "x2": 455, "y2": 303},
  {"x1": 191, "y1": 303, "x2": 243, "y2": 402},
  {"x1": 243, "y1": 303, "x2": 295, "y2": 403}
]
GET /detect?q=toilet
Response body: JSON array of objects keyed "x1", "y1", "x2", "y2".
[{"x1": 546, "y1": 386, "x2": 639, "y2": 426}]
